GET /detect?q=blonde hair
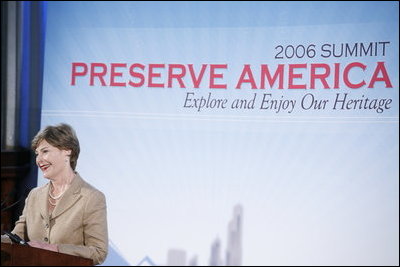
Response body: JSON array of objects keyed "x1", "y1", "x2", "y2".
[{"x1": 32, "y1": 123, "x2": 80, "y2": 170}]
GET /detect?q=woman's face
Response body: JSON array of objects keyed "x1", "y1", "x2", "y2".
[{"x1": 35, "y1": 139, "x2": 70, "y2": 179}]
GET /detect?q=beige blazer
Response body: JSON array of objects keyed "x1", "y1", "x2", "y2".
[{"x1": 12, "y1": 173, "x2": 108, "y2": 265}]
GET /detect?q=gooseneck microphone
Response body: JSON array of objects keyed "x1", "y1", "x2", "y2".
[
  {"x1": 1, "y1": 188, "x2": 30, "y2": 212},
  {"x1": 3, "y1": 231, "x2": 30, "y2": 246}
]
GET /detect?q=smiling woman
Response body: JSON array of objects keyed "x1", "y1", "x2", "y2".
[{"x1": 5, "y1": 123, "x2": 109, "y2": 265}]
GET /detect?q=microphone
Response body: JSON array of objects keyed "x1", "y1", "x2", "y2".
[
  {"x1": 1, "y1": 188, "x2": 16, "y2": 209},
  {"x1": 3, "y1": 231, "x2": 30, "y2": 246},
  {"x1": 1, "y1": 188, "x2": 29, "y2": 212}
]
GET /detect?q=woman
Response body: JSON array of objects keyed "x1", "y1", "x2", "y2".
[{"x1": 11, "y1": 123, "x2": 108, "y2": 265}]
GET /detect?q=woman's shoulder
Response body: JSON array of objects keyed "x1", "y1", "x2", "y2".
[
  {"x1": 28, "y1": 183, "x2": 49, "y2": 196},
  {"x1": 76, "y1": 173, "x2": 105, "y2": 199}
]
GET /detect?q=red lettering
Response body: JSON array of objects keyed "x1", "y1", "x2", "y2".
[
  {"x1": 90, "y1": 63, "x2": 107, "y2": 86},
  {"x1": 310, "y1": 64, "x2": 330, "y2": 89},
  {"x1": 236, "y1": 65, "x2": 257, "y2": 89},
  {"x1": 334, "y1": 63, "x2": 340, "y2": 89},
  {"x1": 168, "y1": 64, "x2": 186, "y2": 88},
  {"x1": 288, "y1": 64, "x2": 307, "y2": 89},
  {"x1": 368, "y1": 62, "x2": 393, "y2": 88},
  {"x1": 260, "y1": 64, "x2": 284, "y2": 89},
  {"x1": 148, "y1": 64, "x2": 165, "y2": 88},
  {"x1": 71, "y1": 62, "x2": 88, "y2": 85},
  {"x1": 129, "y1": 63, "x2": 145, "y2": 87},
  {"x1": 110, "y1": 63, "x2": 126, "y2": 87},
  {"x1": 70, "y1": 62, "x2": 392, "y2": 90},
  {"x1": 210, "y1": 64, "x2": 227, "y2": 89},
  {"x1": 188, "y1": 64, "x2": 207, "y2": 88},
  {"x1": 344, "y1": 62, "x2": 366, "y2": 89}
]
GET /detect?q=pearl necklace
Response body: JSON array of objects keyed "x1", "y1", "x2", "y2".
[
  {"x1": 48, "y1": 183, "x2": 67, "y2": 206},
  {"x1": 48, "y1": 197, "x2": 58, "y2": 206}
]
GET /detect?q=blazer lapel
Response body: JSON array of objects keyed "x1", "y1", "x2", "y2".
[
  {"x1": 51, "y1": 174, "x2": 83, "y2": 219},
  {"x1": 39, "y1": 183, "x2": 50, "y2": 219}
]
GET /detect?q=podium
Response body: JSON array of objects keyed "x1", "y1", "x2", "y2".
[{"x1": 1, "y1": 243, "x2": 93, "y2": 266}]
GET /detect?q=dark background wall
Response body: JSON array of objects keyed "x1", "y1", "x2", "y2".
[{"x1": 1, "y1": 1, "x2": 46, "y2": 232}]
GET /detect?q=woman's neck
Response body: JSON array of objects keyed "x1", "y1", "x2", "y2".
[{"x1": 51, "y1": 169, "x2": 76, "y2": 191}]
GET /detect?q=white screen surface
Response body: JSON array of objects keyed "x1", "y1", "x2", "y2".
[{"x1": 39, "y1": 2, "x2": 399, "y2": 265}]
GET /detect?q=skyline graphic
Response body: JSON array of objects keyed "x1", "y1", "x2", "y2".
[
  {"x1": 209, "y1": 238, "x2": 222, "y2": 266},
  {"x1": 226, "y1": 204, "x2": 243, "y2": 266},
  {"x1": 160, "y1": 204, "x2": 244, "y2": 266},
  {"x1": 121, "y1": 204, "x2": 244, "y2": 266}
]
